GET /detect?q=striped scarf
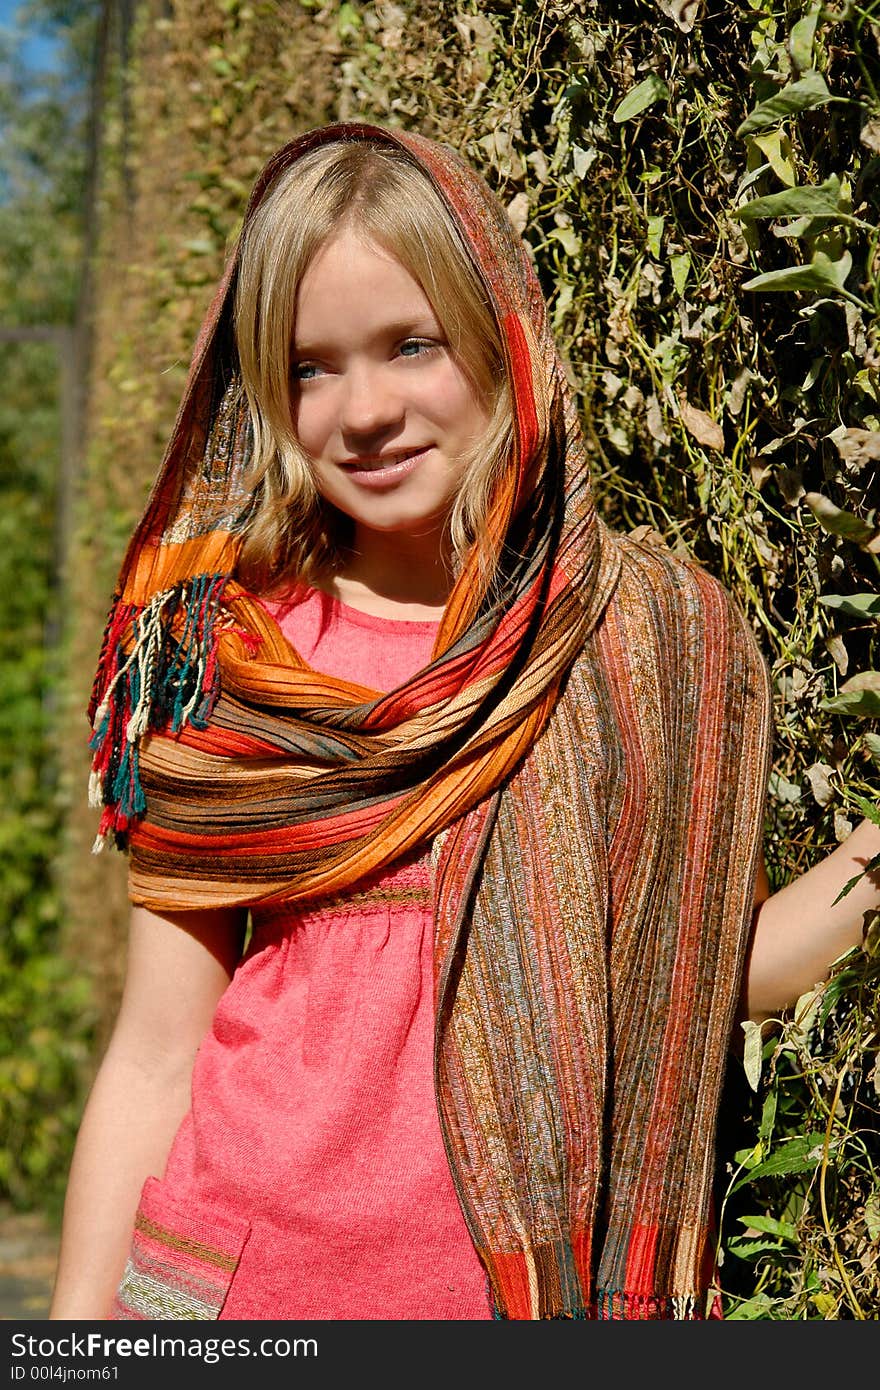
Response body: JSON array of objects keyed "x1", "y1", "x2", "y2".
[{"x1": 88, "y1": 123, "x2": 772, "y2": 1317}]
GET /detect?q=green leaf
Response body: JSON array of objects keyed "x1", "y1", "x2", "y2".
[
  {"x1": 729, "y1": 1133, "x2": 828, "y2": 1191},
  {"x1": 612, "y1": 75, "x2": 669, "y2": 124},
  {"x1": 812, "y1": 1293, "x2": 840, "y2": 1318},
  {"x1": 749, "y1": 130, "x2": 796, "y2": 186},
  {"x1": 768, "y1": 770, "x2": 801, "y2": 803},
  {"x1": 819, "y1": 592, "x2": 880, "y2": 618},
  {"x1": 724, "y1": 1293, "x2": 776, "y2": 1320},
  {"x1": 820, "y1": 681, "x2": 880, "y2": 718},
  {"x1": 788, "y1": 10, "x2": 821, "y2": 74},
  {"x1": 737, "y1": 1214, "x2": 799, "y2": 1241},
  {"x1": 819, "y1": 961, "x2": 864, "y2": 1018},
  {"x1": 646, "y1": 214, "x2": 664, "y2": 258},
  {"x1": 804, "y1": 491, "x2": 877, "y2": 544},
  {"x1": 336, "y1": 1, "x2": 362, "y2": 38},
  {"x1": 865, "y1": 1189, "x2": 880, "y2": 1243},
  {"x1": 863, "y1": 732, "x2": 880, "y2": 765},
  {"x1": 726, "y1": 1237, "x2": 788, "y2": 1258},
  {"x1": 549, "y1": 226, "x2": 582, "y2": 258},
  {"x1": 732, "y1": 175, "x2": 842, "y2": 222},
  {"x1": 850, "y1": 793, "x2": 880, "y2": 828},
  {"x1": 736, "y1": 71, "x2": 833, "y2": 136},
  {"x1": 742, "y1": 249, "x2": 852, "y2": 295},
  {"x1": 670, "y1": 252, "x2": 691, "y2": 297},
  {"x1": 182, "y1": 236, "x2": 217, "y2": 255},
  {"x1": 759, "y1": 1089, "x2": 777, "y2": 1143}
]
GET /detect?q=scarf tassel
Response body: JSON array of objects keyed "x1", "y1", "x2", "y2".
[
  {"x1": 596, "y1": 1289, "x2": 700, "y2": 1320},
  {"x1": 88, "y1": 574, "x2": 229, "y2": 851},
  {"x1": 490, "y1": 1289, "x2": 703, "y2": 1320}
]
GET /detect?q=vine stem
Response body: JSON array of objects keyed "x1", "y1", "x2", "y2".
[{"x1": 818, "y1": 1060, "x2": 865, "y2": 1319}]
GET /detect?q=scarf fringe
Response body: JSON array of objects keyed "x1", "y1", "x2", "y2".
[
  {"x1": 88, "y1": 575, "x2": 229, "y2": 851},
  {"x1": 596, "y1": 1290, "x2": 700, "y2": 1320},
  {"x1": 492, "y1": 1290, "x2": 703, "y2": 1320}
]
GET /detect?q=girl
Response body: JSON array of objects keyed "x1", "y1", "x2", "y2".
[{"x1": 49, "y1": 123, "x2": 880, "y2": 1321}]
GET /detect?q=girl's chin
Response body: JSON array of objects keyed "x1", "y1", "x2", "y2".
[
  {"x1": 348, "y1": 511, "x2": 451, "y2": 542},
  {"x1": 319, "y1": 493, "x2": 456, "y2": 540}
]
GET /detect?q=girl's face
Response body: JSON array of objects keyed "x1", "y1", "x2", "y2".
[{"x1": 290, "y1": 227, "x2": 491, "y2": 552}]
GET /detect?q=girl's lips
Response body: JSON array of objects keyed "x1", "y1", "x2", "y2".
[{"x1": 338, "y1": 448, "x2": 429, "y2": 487}]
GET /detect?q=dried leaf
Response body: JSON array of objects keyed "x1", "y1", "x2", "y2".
[
  {"x1": 656, "y1": 0, "x2": 703, "y2": 33},
  {"x1": 628, "y1": 524, "x2": 670, "y2": 548},
  {"x1": 865, "y1": 1189, "x2": 880, "y2": 1241},
  {"x1": 824, "y1": 633, "x2": 849, "y2": 676},
  {"x1": 834, "y1": 811, "x2": 854, "y2": 842},
  {"x1": 572, "y1": 144, "x2": 597, "y2": 179},
  {"x1": 840, "y1": 671, "x2": 880, "y2": 694},
  {"x1": 645, "y1": 394, "x2": 671, "y2": 445},
  {"x1": 863, "y1": 732, "x2": 880, "y2": 767},
  {"x1": 679, "y1": 399, "x2": 725, "y2": 449},
  {"x1": 860, "y1": 118, "x2": 880, "y2": 153},
  {"x1": 506, "y1": 192, "x2": 529, "y2": 234},
  {"x1": 805, "y1": 762, "x2": 835, "y2": 807},
  {"x1": 742, "y1": 1020, "x2": 764, "y2": 1092},
  {"x1": 778, "y1": 467, "x2": 805, "y2": 504},
  {"x1": 726, "y1": 366, "x2": 753, "y2": 417},
  {"x1": 828, "y1": 426, "x2": 880, "y2": 471},
  {"x1": 453, "y1": 11, "x2": 496, "y2": 52}
]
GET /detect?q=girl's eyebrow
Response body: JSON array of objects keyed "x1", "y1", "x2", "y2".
[{"x1": 292, "y1": 316, "x2": 442, "y2": 353}]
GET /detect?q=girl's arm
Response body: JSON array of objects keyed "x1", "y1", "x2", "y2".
[
  {"x1": 48, "y1": 903, "x2": 247, "y2": 1320},
  {"x1": 743, "y1": 816, "x2": 880, "y2": 1024}
]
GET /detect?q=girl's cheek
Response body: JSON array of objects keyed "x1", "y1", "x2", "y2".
[
  {"x1": 295, "y1": 397, "x2": 333, "y2": 453},
  {"x1": 424, "y1": 362, "x2": 472, "y2": 413}
]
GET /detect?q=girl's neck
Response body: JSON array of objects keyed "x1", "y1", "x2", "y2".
[{"x1": 324, "y1": 529, "x2": 454, "y2": 621}]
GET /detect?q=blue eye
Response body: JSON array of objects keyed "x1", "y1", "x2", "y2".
[
  {"x1": 399, "y1": 339, "x2": 435, "y2": 358},
  {"x1": 291, "y1": 358, "x2": 326, "y2": 380},
  {"x1": 292, "y1": 362, "x2": 321, "y2": 381}
]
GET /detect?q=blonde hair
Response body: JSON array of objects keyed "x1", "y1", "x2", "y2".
[{"x1": 232, "y1": 138, "x2": 512, "y2": 593}]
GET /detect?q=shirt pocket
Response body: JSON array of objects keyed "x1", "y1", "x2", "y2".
[{"x1": 113, "y1": 1176, "x2": 251, "y2": 1320}]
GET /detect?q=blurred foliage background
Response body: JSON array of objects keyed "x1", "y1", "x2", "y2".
[{"x1": 1, "y1": 0, "x2": 878, "y2": 1316}]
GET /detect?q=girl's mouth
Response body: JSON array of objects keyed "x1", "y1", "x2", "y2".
[{"x1": 339, "y1": 448, "x2": 429, "y2": 486}]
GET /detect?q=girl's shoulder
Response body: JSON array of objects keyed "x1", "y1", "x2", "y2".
[
  {"x1": 598, "y1": 525, "x2": 769, "y2": 675},
  {"x1": 612, "y1": 524, "x2": 748, "y2": 615}
]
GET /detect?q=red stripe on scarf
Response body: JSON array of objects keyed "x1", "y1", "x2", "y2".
[
  {"x1": 504, "y1": 312, "x2": 538, "y2": 497},
  {"x1": 487, "y1": 1250, "x2": 535, "y2": 1320},
  {"x1": 130, "y1": 792, "x2": 410, "y2": 855},
  {"x1": 624, "y1": 1223, "x2": 659, "y2": 1295}
]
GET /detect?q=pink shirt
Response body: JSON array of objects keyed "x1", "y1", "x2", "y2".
[{"x1": 145, "y1": 587, "x2": 492, "y2": 1320}]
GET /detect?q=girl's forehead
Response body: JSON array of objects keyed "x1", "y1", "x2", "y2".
[
  {"x1": 297, "y1": 231, "x2": 437, "y2": 317},
  {"x1": 306, "y1": 226, "x2": 410, "y2": 276}
]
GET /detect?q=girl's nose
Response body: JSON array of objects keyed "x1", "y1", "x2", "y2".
[{"x1": 339, "y1": 363, "x2": 404, "y2": 437}]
